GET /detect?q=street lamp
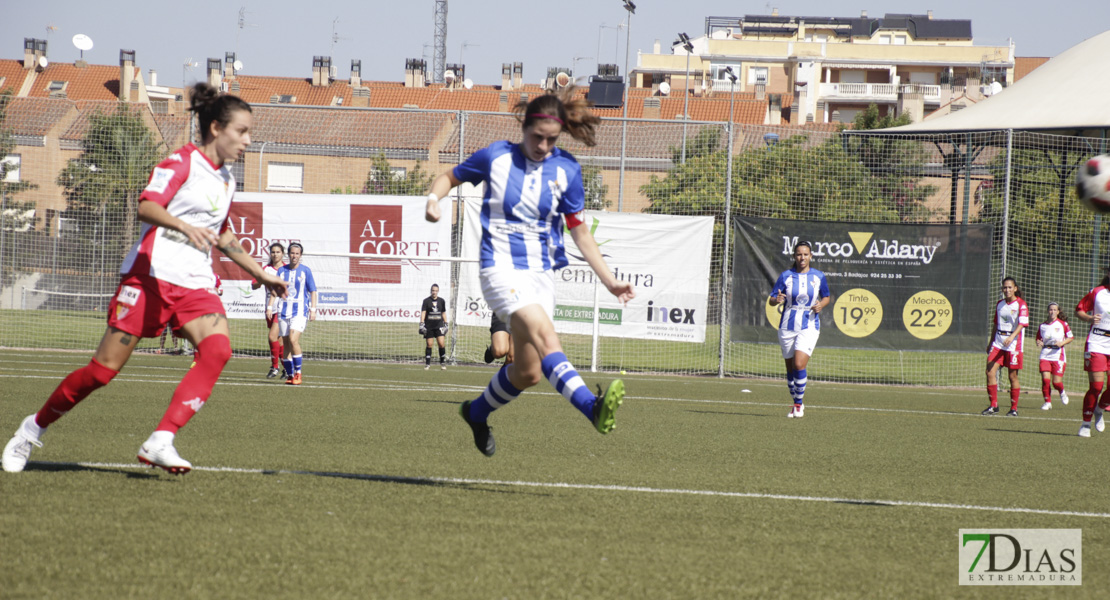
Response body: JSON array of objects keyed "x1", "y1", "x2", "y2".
[
  {"x1": 617, "y1": 0, "x2": 635, "y2": 211},
  {"x1": 723, "y1": 65, "x2": 738, "y2": 124},
  {"x1": 677, "y1": 32, "x2": 693, "y2": 164}
]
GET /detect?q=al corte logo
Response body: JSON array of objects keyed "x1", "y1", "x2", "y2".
[
  {"x1": 212, "y1": 202, "x2": 263, "y2": 280},
  {"x1": 350, "y1": 205, "x2": 403, "y2": 284}
]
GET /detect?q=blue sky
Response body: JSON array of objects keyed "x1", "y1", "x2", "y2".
[{"x1": 3, "y1": 1, "x2": 1107, "y2": 87}]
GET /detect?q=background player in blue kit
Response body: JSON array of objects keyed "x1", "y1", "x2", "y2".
[
  {"x1": 424, "y1": 87, "x2": 634, "y2": 457},
  {"x1": 272, "y1": 242, "x2": 317, "y2": 385},
  {"x1": 769, "y1": 241, "x2": 831, "y2": 418}
]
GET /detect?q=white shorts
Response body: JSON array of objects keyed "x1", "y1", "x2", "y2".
[
  {"x1": 479, "y1": 267, "x2": 556, "y2": 329},
  {"x1": 778, "y1": 327, "x2": 820, "y2": 359},
  {"x1": 279, "y1": 315, "x2": 308, "y2": 337}
]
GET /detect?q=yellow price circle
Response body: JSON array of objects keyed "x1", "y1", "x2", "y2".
[
  {"x1": 832, "y1": 288, "x2": 883, "y2": 338},
  {"x1": 765, "y1": 296, "x2": 785, "y2": 329},
  {"x1": 902, "y1": 291, "x2": 953, "y2": 340}
]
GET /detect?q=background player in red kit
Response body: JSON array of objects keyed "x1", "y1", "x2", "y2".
[
  {"x1": 982, "y1": 277, "x2": 1028, "y2": 417},
  {"x1": 2, "y1": 83, "x2": 287, "y2": 474},
  {"x1": 253, "y1": 242, "x2": 286, "y2": 378},
  {"x1": 1035, "y1": 301, "x2": 1073, "y2": 411},
  {"x1": 1075, "y1": 266, "x2": 1110, "y2": 437}
]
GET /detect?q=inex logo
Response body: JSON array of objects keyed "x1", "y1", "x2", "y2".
[
  {"x1": 959, "y1": 529, "x2": 1081, "y2": 586},
  {"x1": 646, "y1": 300, "x2": 696, "y2": 324}
]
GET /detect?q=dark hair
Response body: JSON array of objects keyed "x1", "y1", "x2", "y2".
[
  {"x1": 793, "y1": 241, "x2": 812, "y2": 253},
  {"x1": 1101, "y1": 266, "x2": 1110, "y2": 289},
  {"x1": 288, "y1": 242, "x2": 303, "y2": 253},
  {"x1": 514, "y1": 86, "x2": 600, "y2": 147},
  {"x1": 1001, "y1": 276, "x2": 1023, "y2": 299},
  {"x1": 1047, "y1": 302, "x2": 1068, "y2": 323},
  {"x1": 189, "y1": 82, "x2": 251, "y2": 143},
  {"x1": 431, "y1": 283, "x2": 439, "y2": 289},
  {"x1": 269, "y1": 242, "x2": 285, "y2": 252}
]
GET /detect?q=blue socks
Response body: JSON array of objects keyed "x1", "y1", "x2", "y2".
[
  {"x1": 793, "y1": 368, "x2": 807, "y2": 404},
  {"x1": 282, "y1": 357, "x2": 294, "y2": 376},
  {"x1": 468, "y1": 365, "x2": 522, "y2": 423},
  {"x1": 541, "y1": 352, "x2": 596, "y2": 419},
  {"x1": 292, "y1": 354, "x2": 303, "y2": 374}
]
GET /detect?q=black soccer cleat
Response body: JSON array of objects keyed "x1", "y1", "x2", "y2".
[
  {"x1": 459, "y1": 401, "x2": 495, "y2": 457},
  {"x1": 1006, "y1": 409, "x2": 1019, "y2": 417},
  {"x1": 981, "y1": 406, "x2": 998, "y2": 416}
]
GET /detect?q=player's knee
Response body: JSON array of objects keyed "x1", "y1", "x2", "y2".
[{"x1": 199, "y1": 334, "x2": 232, "y2": 366}]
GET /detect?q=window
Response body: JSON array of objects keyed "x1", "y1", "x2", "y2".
[
  {"x1": 893, "y1": 36, "x2": 907, "y2": 45},
  {"x1": 47, "y1": 81, "x2": 66, "y2": 92},
  {"x1": 267, "y1": 162, "x2": 303, "y2": 192},
  {"x1": 747, "y1": 66, "x2": 769, "y2": 85},
  {"x1": 709, "y1": 63, "x2": 741, "y2": 82},
  {"x1": 229, "y1": 159, "x2": 245, "y2": 192},
  {"x1": 2, "y1": 155, "x2": 20, "y2": 183},
  {"x1": 278, "y1": 95, "x2": 295, "y2": 104},
  {"x1": 878, "y1": 35, "x2": 891, "y2": 45}
]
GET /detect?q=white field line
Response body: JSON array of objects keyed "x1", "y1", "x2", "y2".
[{"x1": 36, "y1": 460, "x2": 1110, "y2": 520}]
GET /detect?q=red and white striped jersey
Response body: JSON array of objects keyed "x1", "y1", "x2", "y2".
[
  {"x1": 1077, "y1": 286, "x2": 1110, "y2": 355},
  {"x1": 119, "y1": 143, "x2": 234, "y2": 289},
  {"x1": 992, "y1": 297, "x2": 1028, "y2": 353},
  {"x1": 1036, "y1": 319, "x2": 1073, "y2": 362}
]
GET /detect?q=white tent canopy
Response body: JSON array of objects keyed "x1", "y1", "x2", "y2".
[{"x1": 889, "y1": 29, "x2": 1110, "y2": 134}]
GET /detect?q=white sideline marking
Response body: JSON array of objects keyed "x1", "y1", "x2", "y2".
[{"x1": 44, "y1": 460, "x2": 1110, "y2": 520}]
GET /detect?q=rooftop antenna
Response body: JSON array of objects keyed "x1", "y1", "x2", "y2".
[
  {"x1": 235, "y1": 6, "x2": 259, "y2": 56},
  {"x1": 330, "y1": 17, "x2": 350, "y2": 56},
  {"x1": 433, "y1": 0, "x2": 448, "y2": 84},
  {"x1": 72, "y1": 34, "x2": 94, "y2": 61},
  {"x1": 46, "y1": 24, "x2": 58, "y2": 39}
]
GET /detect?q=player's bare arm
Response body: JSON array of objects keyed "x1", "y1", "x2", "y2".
[
  {"x1": 138, "y1": 200, "x2": 218, "y2": 252},
  {"x1": 425, "y1": 171, "x2": 461, "y2": 223},
  {"x1": 568, "y1": 222, "x2": 635, "y2": 304},
  {"x1": 217, "y1": 230, "x2": 289, "y2": 298},
  {"x1": 812, "y1": 295, "x2": 831, "y2": 314},
  {"x1": 309, "y1": 291, "x2": 318, "y2": 322}
]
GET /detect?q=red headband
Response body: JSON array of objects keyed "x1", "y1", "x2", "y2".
[{"x1": 527, "y1": 113, "x2": 564, "y2": 125}]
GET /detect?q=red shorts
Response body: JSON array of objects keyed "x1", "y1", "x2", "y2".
[
  {"x1": 1085, "y1": 352, "x2": 1110, "y2": 373},
  {"x1": 1039, "y1": 359, "x2": 1066, "y2": 376},
  {"x1": 987, "y1": 347, "x2": 1023, "y2": 370},
  {"x1": 266, "y1": 313, "x2": 277, "y2": 328},
  {"x1": 107, "y1": 274, "x2": 226, "y2": 339}
]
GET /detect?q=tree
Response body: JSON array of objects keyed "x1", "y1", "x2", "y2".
[
  {"x1": 56, "y1": 104, "x2": 164, "y2": 259},
  {"x1": 581, "y1": 163, "x2": 610, "y2": 211},
  {"x1": 362, "y1": 153, "x2": 434, "y2": 195},
  {"x1": 0, "y1": 88, "x2": 38, "y2": 224}
]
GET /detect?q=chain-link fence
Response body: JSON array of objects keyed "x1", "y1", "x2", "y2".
[{"x1": 2, "y1": 98, "x2": 1108, "y2": 388}]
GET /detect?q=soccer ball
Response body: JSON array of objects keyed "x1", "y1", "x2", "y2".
[{"x1": 1076, "y1": 155, "x2": 1110, "y2": 213}]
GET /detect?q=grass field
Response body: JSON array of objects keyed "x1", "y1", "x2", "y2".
[{"x1": 1, "y1": 349, "x2": 1106, "y2": 598}]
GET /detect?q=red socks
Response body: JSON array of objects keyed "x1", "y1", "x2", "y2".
[
  {"x1": 35, "y1": 359, "x2": 119, "y2": 428},
  {"x1": 1053, "y1": 381, "x2": 1065, "y2": 393},
  {"x1": 270, "y1": 340, "x2": 282, "y2": 369},
  {"x1": 156, "y1": 335, "x2": 232, "y2": 433},
  {"x1": 1083, "y1": 381, "x2": 1104, "y2": 423},
  {"x1": 987, "y1": 384, "x2": 999, "y2": 408},
  {"x1": 1009, "y1": 387, "x2": 1020, "y2": 411},
  {"x1": 1042, "y1": 380, "x2": 1052, "y2": 402}
]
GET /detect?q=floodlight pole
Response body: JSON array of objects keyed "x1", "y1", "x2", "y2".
[
  {"x1": 679, "y1": 33, "x2": 693, "y2": 164},
  {"x1": 616, "y1": 0, "x2": 634, "y2": 212}
]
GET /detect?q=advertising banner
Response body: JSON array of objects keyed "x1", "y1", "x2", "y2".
[
  {"x1": 457, "y1": 199, "x2": 714, "y2": 342},
  {"x1": 731, "y1": 217, "x2": 993, "y2": 351},
  {"x1": 212, "y1": 193, "x2": 452, "y2": 322}
]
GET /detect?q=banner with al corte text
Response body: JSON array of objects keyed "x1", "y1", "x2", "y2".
[
  {"x1": 211, "y1": 193, "x2": 452, "y2": 322},
  {"x1": 458, "y1": 199, "x2": 714, "y2": 342},
  {"x1": 731, "y1": 217, "x2": 992, "y2": 351}
]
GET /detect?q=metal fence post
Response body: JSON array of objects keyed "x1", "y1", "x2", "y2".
[
  {"x1": 448, "y1": 110, "x2": 466, "y2": 364},
  {"x1": 718, "y1": 122, "x2": 735, "y2": 378},
  {"x1": 1001, "y1": 129, "x2": 1012, "y2": 279},
  {"x1": 0, "y1": 188, "x2": 7, "y2": 307}
]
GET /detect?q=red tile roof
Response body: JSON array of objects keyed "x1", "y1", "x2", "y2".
[
  {"x1": 24, "y1": 62, "x2": 133, "y2": 101},
  {"x1": 248, "y1": 105, "x2": 453, "y2": 152},
  {"x1": 0, "y1": 59, "x2": 31, "y2": 94},
  {"x1": 232, "y1": 75, "x2": 353, "y2": 107},
  {"x1": 60, "y1": 101, "x2": 151, "y2": 142},
  {"x1": 1, "y1": 96, "x2": 75, "y2": 136}
]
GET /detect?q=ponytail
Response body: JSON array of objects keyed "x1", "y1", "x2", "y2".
[
  {"x1": 189, "y1": 82, "x2": 251, "y2": 144},
  {"x1": 514, "y1": 86, "x2": 600, "y2": 147}
]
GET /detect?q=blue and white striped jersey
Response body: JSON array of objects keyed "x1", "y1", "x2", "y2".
[
  {"x1": 275, "y1": 264, "x2": 317, "y2": 319},
  {"x1": 453, "y1": 140, "x2": 585, "y2": 272},
  {"x1": 771, "y1": 268, "x2": 830, "y2": 331}
]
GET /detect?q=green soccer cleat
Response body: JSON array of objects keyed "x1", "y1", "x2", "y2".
[{"x1": 592, "y1": 380, "x2": 625, "y2": 434}]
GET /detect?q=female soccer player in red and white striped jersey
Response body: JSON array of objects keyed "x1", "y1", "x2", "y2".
[{"x1": 2, "y1": 83, "x2": 287, "y2": 474}]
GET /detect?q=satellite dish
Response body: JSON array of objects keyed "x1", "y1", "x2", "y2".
[
  {"x1": 233, "y1": 59, "x2": 243, "y2": 72},
  {"x1": 72, "y1": 34, "x2": 94, "y2": 51},
  {"x1": 658, "y1": 81, "x2": 671, "y2": 96},
  {"x1": 463, "y1": 78, "x2": 474, "y2": 90},
  {"x1": 990, "y1": 80, "x2": 1003, "y2": 95},
  {"x1": 444, "y1": 70, "x2": 456, "y2": 83},
  {"x1": 37, "y1": 55, "x2": 49, "y2": 69},
  {"x1": 555, "y1": 71, "x2": 570, "y2": 87}
]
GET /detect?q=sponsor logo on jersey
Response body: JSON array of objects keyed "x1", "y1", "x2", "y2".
[
  {"x1": 145, "y1": 167, "x2": 175, "y2": 194},
  {"x1": 117, "y1": 285, "x2": 141, "y2": 305}
]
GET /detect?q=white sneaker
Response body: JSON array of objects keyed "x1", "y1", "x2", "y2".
[
  {"x1": 441, "y1": 365, "x2": 447, "y2": 371},
  {"x1": 1060, "y1": 391, "x2": 1069, "y2": 406},
  {"x1": 1095, "y1": 408, "x2": 1105, "y2": 433},
  {"x1": 787, "y1": 404, "x2": 804, "y2": 418},
  {"x1": 1079, "y1": 424, "x2": 1092, "y2": 438},
  {"x1": 2, "y1": 415, "x2": 44, "y2": 473},
  {"x1": 424, "y1": 365, "x2": 430, "y2": 370},
  {"x1": 137, "y1": 439, "x2": 192, "y2": 475},
  {"x1": 1041, "y1": 401, "x2": 1052, "y2": 411}
]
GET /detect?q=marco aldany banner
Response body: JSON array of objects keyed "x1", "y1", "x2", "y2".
[
  {"x1": 731, "y1": 217, "x2": 992, "y2": 351},
  {"x1": 212, "y1": 193, "x2": 452, "y2": 322},
  {"x1": 457, "y1": 199, "x2": 714, "y2": 342}
]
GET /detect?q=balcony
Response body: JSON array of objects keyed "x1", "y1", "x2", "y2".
[{"x1": 818, "y1": 83, "x2": 941, "y2": 104}]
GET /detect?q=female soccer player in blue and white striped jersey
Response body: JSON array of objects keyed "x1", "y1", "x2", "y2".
[
  {"x1": 769, "y1": 241, "x2": 831, "y2": 418},
  {"x1": 425, "y1": 87, "x2": 634, "y2": 456}
]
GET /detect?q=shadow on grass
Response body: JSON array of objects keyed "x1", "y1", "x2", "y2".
[
  {"x1": 685, "y1": 409, "x2": 770, "y2": 418},
  {"x1": 27, "y1": 461, "x2": 160, "y2": 479},
  {"x1": 413, "y1": 399, "x2": 465, "y2": 405},
  {"x1": 263, "y1": 469, "x2": 550, "y2": 496},
  {"x1": 834, "y1": 499, "x2": 892, "y2": 507},
  {"x1": 984, "y1": 428, "x2": 1075, "y2": 438}
]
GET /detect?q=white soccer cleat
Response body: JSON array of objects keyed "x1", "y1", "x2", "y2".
[
  {"x1": 137, "y1": 440, "x2": 192, "y2": 475},
  {"x1": 1060, "y1": 391, "x2": 1069, "y2": 406},
  {"x1": 1095, "y1": 408, "x2": 1105, "y2": 433},
  {"x1": 1079, "y1": 424, "x2": 1092, "y2": 438},
  {"x1": 2, "y1": 415, "x2": 44, "y2": 473},
  {"x1": 1041, "y1": 401, "x2": 1052, "y2": 411},
  {"x1": 787, "y1": 404, "x2": 804, "y2": 418}
]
